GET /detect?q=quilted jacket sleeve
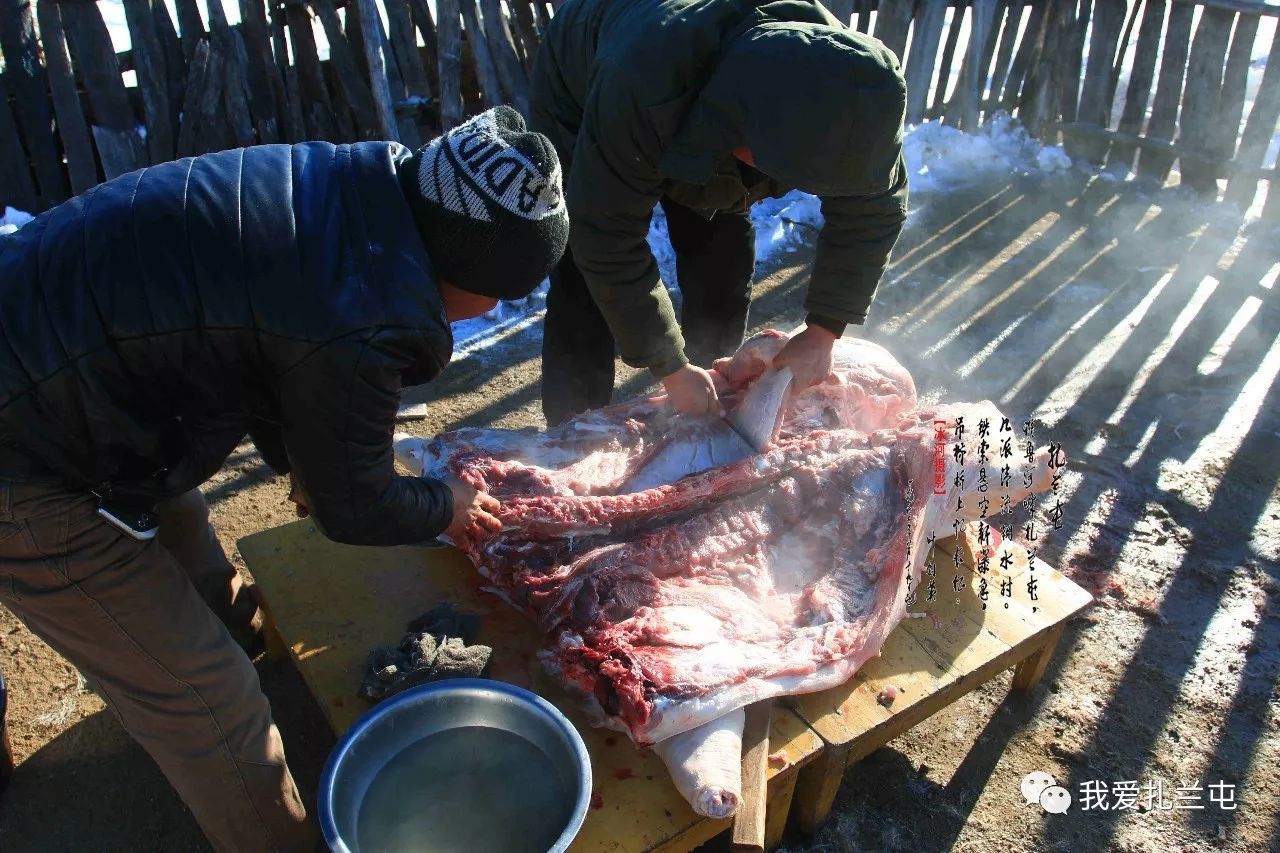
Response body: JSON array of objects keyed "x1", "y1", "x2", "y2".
[{"x1": 277, "y1": 330, "x2": 453, "y2": 546}]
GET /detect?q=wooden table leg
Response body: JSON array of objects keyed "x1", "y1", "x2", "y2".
[
  {"x1": 763, "y1": 770, "x2": 798, "y2": 851},
  {"x1": 259, "y1": 606, "x2": 289, "y2": 662},
  {"x1": 1011, "y1": 623, "x2": 1066, "y2": 693},
  {"x1": 791, "y1": 741, "x2": 851, "y2": 835}
]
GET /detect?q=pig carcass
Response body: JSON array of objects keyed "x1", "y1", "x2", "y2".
[{"x1": 394, "y1": 331, "x2": 1059, "y2": 817}]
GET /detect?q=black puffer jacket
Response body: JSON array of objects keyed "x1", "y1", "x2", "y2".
[{"x1": 0, "y1": 142, "x2": 454, "y2": 546}]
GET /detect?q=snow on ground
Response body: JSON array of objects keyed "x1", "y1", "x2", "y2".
[{"x1": 0, "y1": 207, "x2": 33, "y2": 236}]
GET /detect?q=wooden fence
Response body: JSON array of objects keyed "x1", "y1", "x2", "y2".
[{"x1": 1, "y1": 0, "x2": 1277, "y2": 217}]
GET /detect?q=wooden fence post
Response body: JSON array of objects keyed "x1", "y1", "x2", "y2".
[
  {"x1": 175, "y1": 0, "x2": 206, "y2": 65},
  {"x1": 0, "y1": 0, "x2": 67, "y2": 206},
  {"x1": 1001, "y1": 2, "x2": 1044, "y2": 112},
  {"x1": 987, "y1": 0, "x2": 1025, "y2": 115},
  {"x1": 0, "y1": 91, "x2": 38, "y2": 211},
  {"x1": 952, "y1": 0, "x2": 998, "y2": 130},
  {"x1": 1109, "y1": 0, "x2": 1167, "y2": 173},
  {"x1": 1224, "y1": 25, "x2": 1280, "y2": 210},
  {"x1": 480, "y1": 0, "x2": 530, "y2": 115},
  {"x1": 436, "y1": 0, "x2": 465, "y2": 128},
  {"x1": 356, "y1": 0, "x2": 401, "y2": 141},
  {"x1": 122, "y1": 0, "x2": 175, "y2": 163},
  {"x1": 1178, "y1": 7, "x2": 1236, "y2": 193},
  {"x1": 154, "y1": 0, "x2": 186, "y2": 140},
  {"x1": 240, "y1": 0, "x2": 285, "y2": 144},
  {"x1": 460, "y1": 0, "x2": 504, "y2": 109},
  {"x1": 60, "y1": 0, "x2": 145, "y2": 178},
  {"x1": 931, "y1": 0, "x2": 968, "y2": 118},
  {"x1": 35, "y1": 0, "x2": 97, "y2": 194},
  {"x1": 1068, "y1": 0, "x2": 1128, "y2": 163},
  {"x1": 874, "y1": 0, "x2": 915, "y2": 63},
  {"x1": 286, "y1": 0, "x2": 338, "y2": 140},
  {"x1": 1137, "y1": 0, "x2": 1194, "y2": 180},
  {"x1": 905, "y1": 0, "x2": 948, "y2": 125}
]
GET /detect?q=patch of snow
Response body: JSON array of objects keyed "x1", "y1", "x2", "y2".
[
  {"x1": 450, "y1": 280, "x2": 549, "y2": 359},
  {"x1": 0, "y1": 206, "x2": 34, "y2": 236}
]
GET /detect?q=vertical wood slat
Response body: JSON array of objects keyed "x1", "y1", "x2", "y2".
[
  {"x1": 1058, "y1": 0, "x2": 1092, "y2": 125},
  {"x1": 271, "y1": 1, "x2": 307, "y2": 142},
  {"x1": 0, "y1": 0, "x2": 67, "y2": 205},
  {"x1": 1224, "y1": 26, "x2": 1280, "y2": 209},
  {"x1": 385, "y1": 0, "x2": 432, "y2": 98},
  {"x1": 346, "y1": 0, "x2": 372, "y2": 82},
  {"x1": 436, "y1": 0, "x2": 466, "y2": 127},
  {"x1": 286, "y1": 0, "x2": 338, "y2": 140},
  {"x1": 1137, "y1": 0, "x2": 1194, "y2": 179},
  {"x1": 1002, "y1": 2, "x2": 1045, "y2": 111},
  {"x1": 874, "y1": 0, "x2": 915, "y2": 62},
  {"x1": 987, "y1": 0, "x2": 1025, "y2": 113},
  {"x1": 175, "y1": 0, "x2": 206, "y2": 64},
  {"x1": 509, "y1": 0, "x2": 541, "y2": 72},
  {"x1": 1210, "y1": 13, "x2": 1260, "y2": 167},
  {"x1": 1177, "y1": 7, "x2": 1236, "y2": 192},
  {"x1": 951, "y1": 0, "x2": 999, "y2": 130},
  {"x1": 205, "y1": 0, "x2": 256, "y2": 148},
  {"x1": 905, "y1": 0, "x2": 948, "y2": 124},
  {"x1": 931, "y1": 1, "x2": 968, "y2": 116},
  {"x1": 406, "y1": 0, "x2": 442, "y2": 95},
  {"x1": 0, "y1": 90, "x2": 38, "y2": 211},
  {"x1": 311, "y1": 0, "x2": 382, "y2": 139},
  {"x1": 122, "y1": 0, "x2": 175, "y2": 164},
  {"x1": 1107, "y1": 0, "x2": 1143, "y2": 111},
  {"x1": 240, "y1": 0, "x2": 285, "y2": 144},
  {"x1": 1069, "y1": 0, "x2": 1129, "y2": 162},
  {"x1": 1109, "y1": 0, "x2": 1169, "y2": 172},
  {"x1": 1020, "y1": 0, "x2": 1074, "y2": 137},
  {"x1": 176, "y1": 38, "x2": 214, "y2": 156},
  {"x1": 36, "y1": 0, "x2": 98, "y2": 194},
  {"x1": 460, "y1": 0, "x2": 505, "y2": 109},
  {"x1": 154, "y1": 0, "x2": 186, "y2": 141},
  {"x1": 356, "y1": 0, "x2": 402, "y2": 141},
  {"x1": 480, "y1": 0, "x2": 530, "y2": 115},
  {"x1": 60, "y1": 0, "x2": 145, "y2": 179}
]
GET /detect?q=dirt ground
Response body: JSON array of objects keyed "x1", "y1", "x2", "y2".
[{"x1": 0, "y1": 170, "x2": 1276, "y2": 853}]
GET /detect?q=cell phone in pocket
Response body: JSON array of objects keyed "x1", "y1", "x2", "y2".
[{"x1": 94, "y1": 495, "x2": 159, "y2": 540}]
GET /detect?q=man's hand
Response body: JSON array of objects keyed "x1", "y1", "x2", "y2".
[
  {"x1": 772, "y1": 324, "x2": 838, "y2": 388},
  {"x1": 661, "y1": 364, "x2": 722, "y2": 417},
  {"x1": 442, "y1": 477, "x2": 502, "y2": 543}
]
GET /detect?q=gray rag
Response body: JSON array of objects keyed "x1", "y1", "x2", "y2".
[{"x1": 359, "y1": 603, "x2": 493, "y2": 701}]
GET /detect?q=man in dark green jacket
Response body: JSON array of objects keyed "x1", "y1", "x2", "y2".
[{"x1": 531, "y1": 0, "x2": 909, "y2": 424}]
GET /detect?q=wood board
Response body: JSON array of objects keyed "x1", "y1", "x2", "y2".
[{"x1": 238, "y1": 520, "x2": 824, "y2": 852}]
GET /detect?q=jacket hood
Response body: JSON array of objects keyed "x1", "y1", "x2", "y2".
[{"x1": 660, "y1": 21, "x2": 906, "y2": 197}]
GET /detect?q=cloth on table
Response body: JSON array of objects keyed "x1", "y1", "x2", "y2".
[{"x1": 358, "y1": 603, "x2": 493, "y2": 701}]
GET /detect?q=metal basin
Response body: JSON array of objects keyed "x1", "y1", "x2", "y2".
[{"x1": 319, "y1": 678, "x2": 591, "y2": 853}]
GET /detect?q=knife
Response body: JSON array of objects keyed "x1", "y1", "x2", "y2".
[{"x1": 725, "y1": 367, "x2": 794, "y2": 453}]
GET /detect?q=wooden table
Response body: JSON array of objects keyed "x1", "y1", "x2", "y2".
[
  {"x1": 238, "y1": 521, "x2": 824, "y2": 852},
  {"x1": 787, "y1": 527, "x2": 1094, "y2": 832},
  {"x1": 239, "y1": 521, "x2": 1090, "y2": 850}
]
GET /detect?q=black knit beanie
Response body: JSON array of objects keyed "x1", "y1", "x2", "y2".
[{"x1": 400, "y1": 106, "x2": 569, "y2": 301}]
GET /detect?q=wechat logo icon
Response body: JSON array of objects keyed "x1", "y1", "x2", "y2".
[{"x1": 1022, "y1": 771, "x2": 1072, "y2": 813}]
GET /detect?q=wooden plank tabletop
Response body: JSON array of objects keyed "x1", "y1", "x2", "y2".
[
  {"x1": 238, "y1": 520, "x2": 823, "y2": 853},
  {"x1": 790, "y1": 525, "x2": 1093, "y2": 751}
]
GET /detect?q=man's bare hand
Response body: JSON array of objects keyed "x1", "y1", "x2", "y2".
[
  {"x1": 772, "y1": 324, "x2": 838, "y2": 389},
  {"x1": 661, "y1": 364, "x2": 722, "y2": 417},
  {"x1": 443, "y1": 477, "x2": 502, "y2": 542}
]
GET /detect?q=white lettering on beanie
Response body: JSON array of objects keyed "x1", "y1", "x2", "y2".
[{"x1": 416, "y1": 108, "x2": 565, "y2": 223}]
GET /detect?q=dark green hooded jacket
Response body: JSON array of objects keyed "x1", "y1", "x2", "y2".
[{"x1": 530, "y1": 0, "x2": 909, "y2": 378}]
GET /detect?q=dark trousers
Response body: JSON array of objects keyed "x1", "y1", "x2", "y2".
[{"x1": 541, "y1": 196, "x2": 756, "y2": 425}]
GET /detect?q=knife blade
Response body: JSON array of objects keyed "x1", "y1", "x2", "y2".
[{"x1": 725, "y1": 367, "x2": 794, "y2": 453}]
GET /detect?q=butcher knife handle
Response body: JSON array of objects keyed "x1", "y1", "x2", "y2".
[{"x1": 732, "y1": 699, "x2": 773, "y2": 851}]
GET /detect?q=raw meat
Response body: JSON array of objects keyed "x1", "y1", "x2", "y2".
[{"x1": 393, "y1": 331, "x2": 1061, "y2": 813}]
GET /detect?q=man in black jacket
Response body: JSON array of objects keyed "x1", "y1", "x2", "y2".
[
  {"x1": 531, "y1": 0, "x2": 908, "y2": 425},
  {"x1": 0, "y1": 106, "x2": 566, "y2": 851}
]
